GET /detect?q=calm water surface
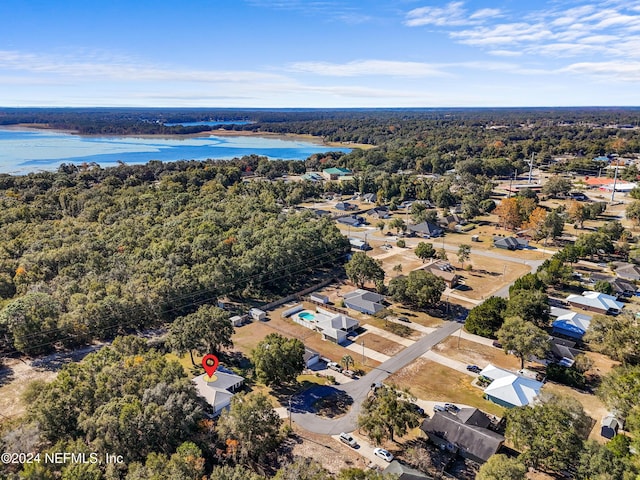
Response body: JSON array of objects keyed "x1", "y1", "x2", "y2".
[{"x1": 0, "y1": 128, "x2": 344, "y2": 175}]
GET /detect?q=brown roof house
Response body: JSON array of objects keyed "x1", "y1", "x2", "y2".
[
  {"x1": 420, "y1": 408, "x2": 504, "y2": 463},
  {"x1": 421, "y1": 260, "x2": 460, "y2": 288}
]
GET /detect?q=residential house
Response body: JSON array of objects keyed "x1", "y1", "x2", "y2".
[
  {"x1": 407, "y1": 221, "x2": 444, "y2": 238},
  {"x1": 361, "y1": 192, "x2": 377, "y2": 203},
  {"x1": 566, "y1": 291, "x2": 624, "y2": 315},
  {"x1": 615, "y1": 263, "x2": 640, "y2": 281},
  {"x1": 343, "y1": 289, "x2": 385, "y2": 314},
  {"x1": 335, "y1": 201, "x2": 357, "y2": 211},
  {"x1": 293, "y1": 307, "x2": 359, "y2": 345},
  {"x1": 420, "y1": 408, "x2": 505, "y2": 464},
  {"x1": 438, "y1": 214, "x2": 466, "y2": 229},
  {"x1": 323, "y1": 167, "x2": 352, "y2": 180},
  {"x1": 551, "y1": 311, "x2": 592, "y2": 339},
  {"x1": 337, "y1": 215, "x2": 365, "y2": 227},
  {"x1": 422, "y1": 260, "x2": 460, "y2": 288},
  {"x1": 591, "y1": 273, "x2": 637, "y2": 297},
  {"x1": 193, "y1": 369, "x2": 245, "y2": 416},
  {"x1": 549, "y1": 337, "x2": 582, "y2": 367},
  {"x1": 493, "y1": 236, "x2": 529, "y2": 250},
  {"x1": 383, "y1": 460, "x2": 433, "y2": 480},
  {"x1": 367, "y1": 206, "x2": 390, "y2": 219},
  {"x1": 480, "y1": 364, "x2": 543, "y2": 408}
]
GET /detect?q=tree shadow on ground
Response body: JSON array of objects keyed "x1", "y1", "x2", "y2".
[{"x1": 0, "y1": 365, "x2": 14, "y2": 387}]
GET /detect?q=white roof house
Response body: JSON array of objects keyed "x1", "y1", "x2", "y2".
[
  {"x1": 292, "y1": 307, "x2": 359, "y2": 345},
  {"x1": 480, "y1": 365, "x2": 543, "y2": 408},
  {"x1": 193, "y1": 369, "x2": 245, "y2": 416},
  {"x1": 566, "y1": 291, "x2": 624, "y2": 315}
]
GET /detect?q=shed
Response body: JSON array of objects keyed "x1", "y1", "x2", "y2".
[
  {"x1": 601, "y1": 415, "x2": 621, "y2": 439},
  {"x1": 249, "y1": 308, "x2": 267, "y2": 321},
  {"x1": 310, "y1": 293, "x2": 329, "y2": 304},
  {"x1": 303, "y1": 347, "x2": 321, "y2": 368},
  {"x1": 230, "y1": 315, "x2": 248, "y2": 327}
]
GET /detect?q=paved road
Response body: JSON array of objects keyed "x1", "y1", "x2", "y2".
[{"x1": 290, "y1": 321, "x2": 461, "y2": 434}]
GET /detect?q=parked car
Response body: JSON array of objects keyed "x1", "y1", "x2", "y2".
[
  {"x1": 433, "y1": 404, "x2": 446, "y2": 413},
  {"x1": 408, "y1": 403, "x2": 426, "y2": 416},
  {"x1": 343, "y1": 369, "x2": 358, "y2": 379},
  {"x1": 339, "y1": 432, "x2": 358, "y2": 448},
  {"x1": 373, "y1": 447, "x2": 394, "y2": 462},
  {"x1": 466, "y1": 365, "x2": 481, "y2": 374},
  {"x1": 397, "y1": 316, "x2": 411, "y2": 323},
  {"x1": 444, "y1": 403, "x2": 460, "y2": 414},
  {"x1": 492, "y1": 340, "x2": 502, "y2": 349},
  {"x1": 327, "y1": 362, "x2": 343, "y2": 373}
]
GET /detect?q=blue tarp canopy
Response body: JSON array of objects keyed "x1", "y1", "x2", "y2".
[{"x1": 552, "y1": 320, "x2": 586, "y2": 339}]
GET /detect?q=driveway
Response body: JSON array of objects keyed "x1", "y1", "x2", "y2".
[{"x1": 290, "y1": 321, "x2": 461, "y2": 434}]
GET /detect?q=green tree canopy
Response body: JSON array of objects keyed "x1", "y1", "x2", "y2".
[
  {"x1": 505, "y1": 289, "x2": 550, "y2": 328},
  {"x1": 167, "y1": 304, "x2": 234, "y2": 365},
  {"x1": 584, "y1": 314, "x2": 640, "y2": 365},
  {"x1": 496, "y1": 316, "x2": 550, "y2": 370},
  {"x1": 345, "y1": 252, "x2": 385, "y2": 288},
  {"x1": 476, "y1": 454, "x2": 526, "y2": 480},
  {"x1": 464, "y1": 296, "x2": 507, "y2": 338},
  {"x1": 388, "y1": 270, "x2": 445, "y2": 309},
  {"x1": 357, "y1": 385, "x2": 421, "y2": 444},
  {"x1": 216, "y1": 392, "x2": 283, "y2": 467},
  {"x1": 414, "y1": 242, "x2": 436, "y2": 263},
  {"x1": 252, "y1": 333, "x2": 305, "y2": 386},
  {"x1": 506, "y1": 393, "x2": 591, "y2": 472}
]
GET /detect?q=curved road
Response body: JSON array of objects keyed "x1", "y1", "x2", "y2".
[{"x1": 290, "y1": 321, "x2": 461, "y2": 434}]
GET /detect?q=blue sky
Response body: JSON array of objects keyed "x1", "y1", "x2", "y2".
[{"x1": 1, "y1": 0, "x2": 639, "y2": 107}]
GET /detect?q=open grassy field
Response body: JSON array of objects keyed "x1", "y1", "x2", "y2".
[
  {"x1": 433, "y1": 337, "x2": 521, "y2": 370},
  {"x1": 357, "y1": 332, "x2": 404, "y2": 356},
  {"x1": 388, "y1": 358, "x2": 506, "y2": 417}
]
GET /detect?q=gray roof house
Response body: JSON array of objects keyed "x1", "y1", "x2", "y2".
[
  {"x1": 343, "y1": 289, "x2": 385, "y2": 314},
  {"x1": 367, "y1": 206, "x2": 390, "y2": 219},
  {"x1": 591, "y1": 273, "x2": 637, "y2": 297},
  {"x1": 493, "y1": 236, "x2": 529, "y2": 250},
  {"x1": 420, "y1": 408, "x2": 505, "y2": 463},
  {"x1": 615, "y1": 263, "x2": 640, "y2": 281},
  {"x1": 361, "y1": 192, "x2": 377, "y2": 203},
  {"x1": 335, "y1": 201, "x2": 357, "y2": 211},
  {"x1": 383, "y1": 460, "x2": 433, "y2": 480},
  {"x1": 337, "y1": 215, "x2": 365, "y2": 227},
  {"x1": 407, "y1": 221, "x2": 443, "y2": 238}
]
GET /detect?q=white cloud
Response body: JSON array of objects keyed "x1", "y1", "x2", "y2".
[
  {"x1": 562, "y1": 61, "x2": 640, "y2": 81},
  {"x1": 0, "y1": 50, "x2": 286, "y2": 84},
  {"x1": 405, "y1": 2, "x2": 500, "y2": 27},
  {"x1": 409, "y1": 1, "x2": 640, "y2": 63},
  {"x1": 287, "y1": 59, "x2": 449, "y2": 77}
]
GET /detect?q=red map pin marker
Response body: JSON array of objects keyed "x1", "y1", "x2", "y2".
[{"x1": 202, "y1": 354, "x2": 219, "y2": 381}]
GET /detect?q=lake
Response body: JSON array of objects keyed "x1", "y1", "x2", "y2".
[{"x1": 0, "y1": 128, "x2": 346, "y2": 175}]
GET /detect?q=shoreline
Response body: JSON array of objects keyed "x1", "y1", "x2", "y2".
[{"x1": 3, "y1": 123, "x2": 373, "y2": 150}]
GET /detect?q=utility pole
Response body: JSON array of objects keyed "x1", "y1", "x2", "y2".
[
  {"x1": 508, "y1": 169, "x2": 517, "y2": 197},
  {"x1": 528, "y1": 153, "x2": 535, "y2": 184},
  {"x1": 361, "y1": 340, "x2": 366, "y2": 365}
]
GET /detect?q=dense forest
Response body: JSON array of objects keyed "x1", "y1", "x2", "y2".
[{"x1": 0, "y1": 159, "x2": 350, "y2": 357}]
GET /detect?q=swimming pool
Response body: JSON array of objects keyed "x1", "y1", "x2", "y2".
[{"x1": 299, "y1": 311, "x2": 316, "y2": 322}]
